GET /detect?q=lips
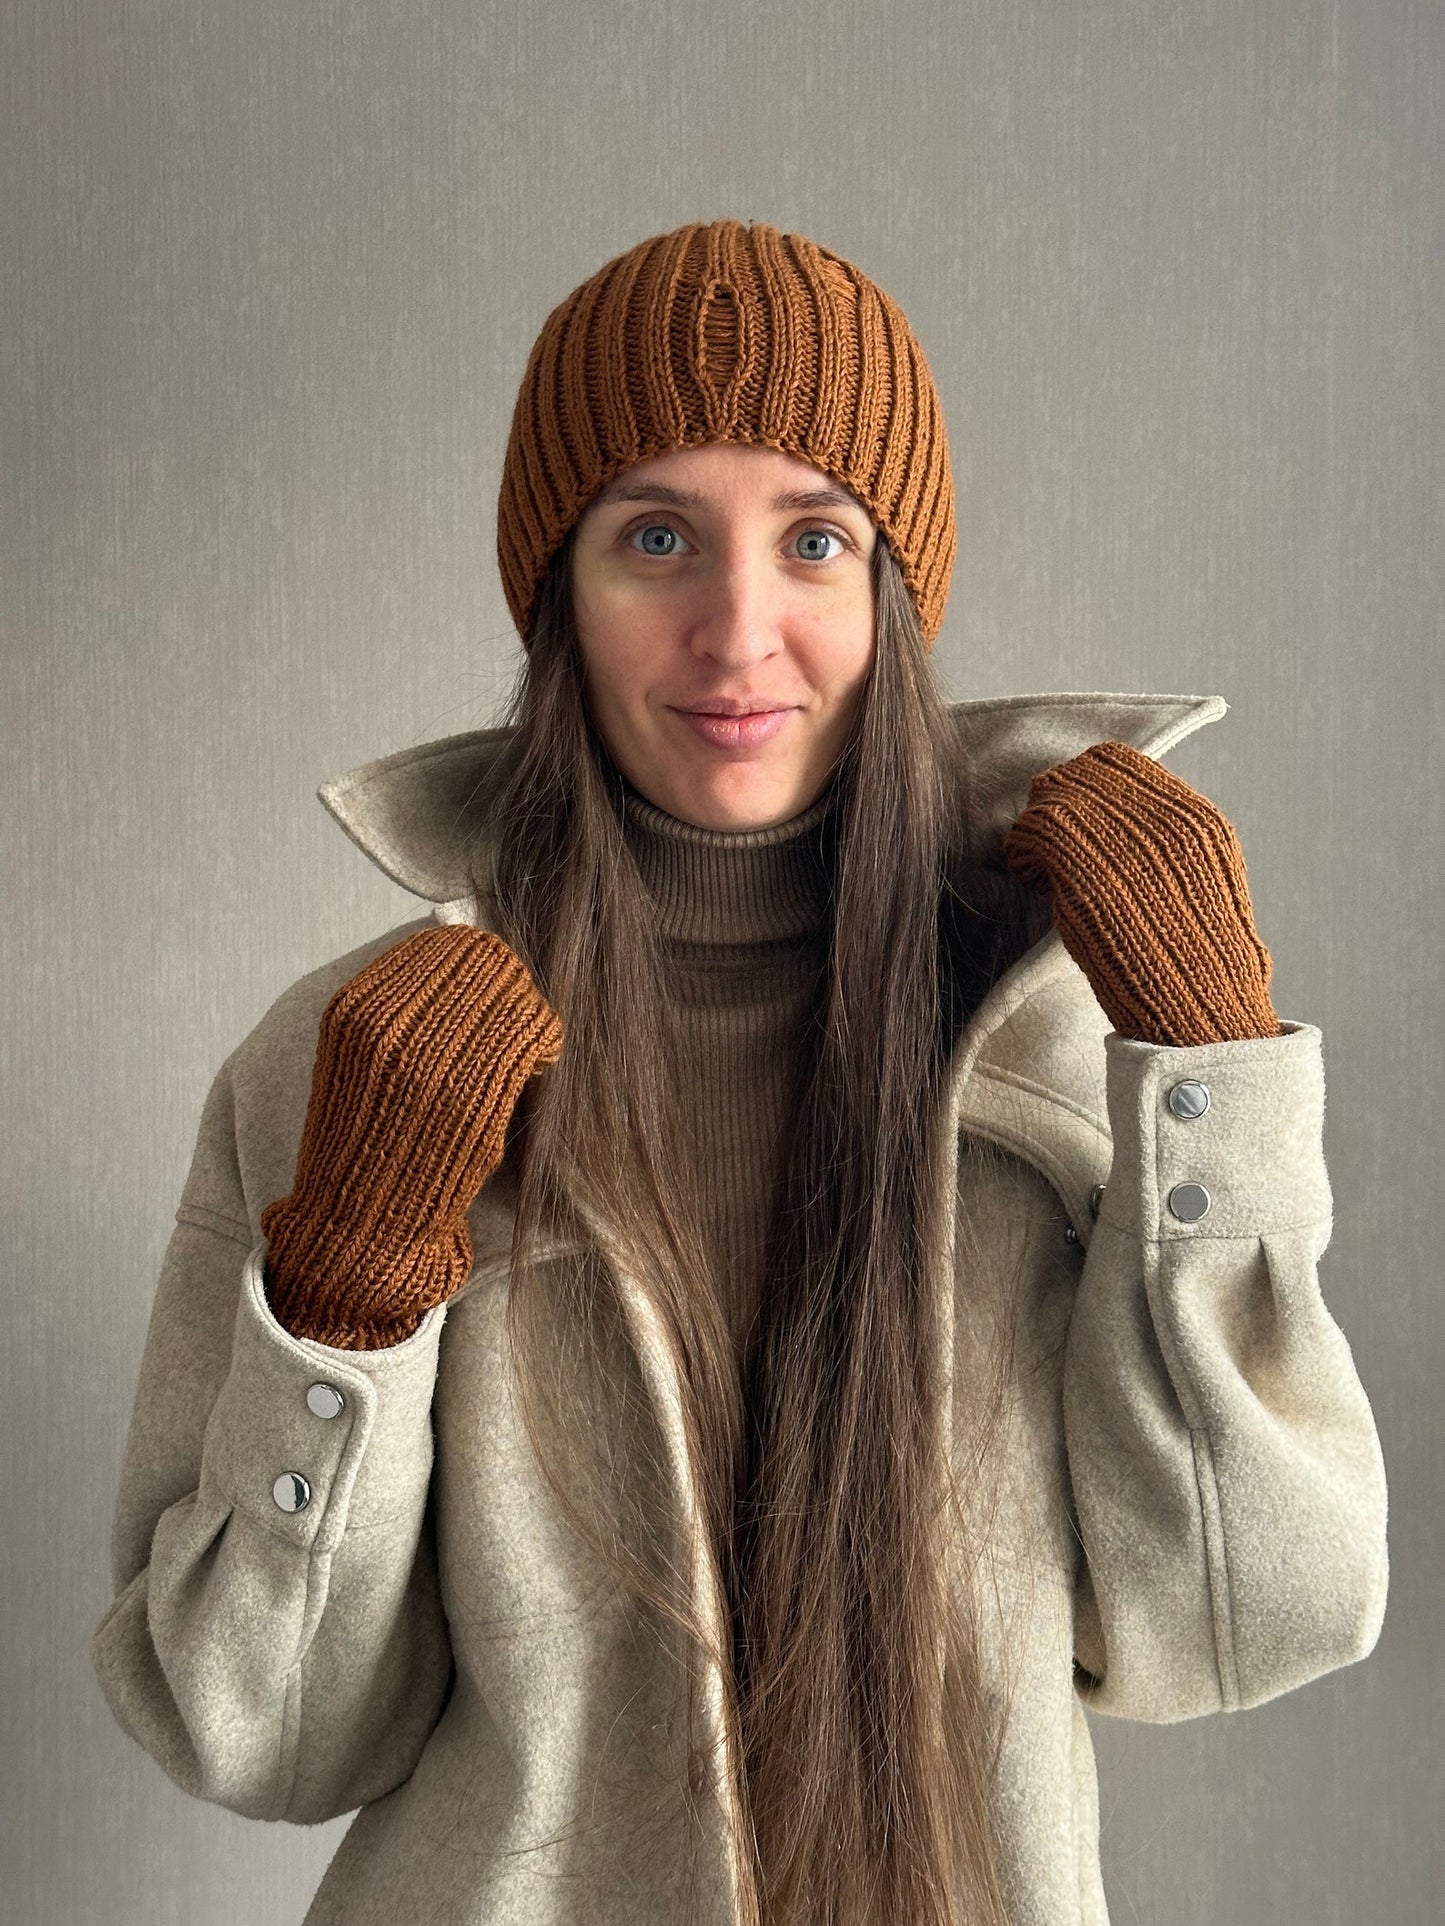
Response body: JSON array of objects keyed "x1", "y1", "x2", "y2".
[
  {"x1": 681, "y1": 703, "x2": 791, "y2": 717},
  {"x1": 674, "y1": 706, "x2": 794, "y2": 750}
]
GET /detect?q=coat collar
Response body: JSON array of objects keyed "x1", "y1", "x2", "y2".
[{"x1": 317, "y1": 689, "x2": 1228, "y2": 912}]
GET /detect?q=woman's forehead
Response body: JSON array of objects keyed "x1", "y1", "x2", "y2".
[{"x1": 591, "y1": 442, "x2": 871, "y2": 517}]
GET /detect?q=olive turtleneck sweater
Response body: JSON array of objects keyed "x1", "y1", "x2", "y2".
[{"x1": 620, "y1": 782, "x2": 835, "y2": 1354}]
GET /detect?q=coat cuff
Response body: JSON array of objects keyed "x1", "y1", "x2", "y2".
[
  {"x1": 1098, "y1": 1020, "x2": 1332, "y2": 1240},
  {"x1": 198, "y1": 1240, "x2": 444, "y2": 1557}
]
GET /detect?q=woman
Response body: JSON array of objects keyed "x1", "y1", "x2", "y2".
[{"x1": 92, "y1": 219, "x2": 1388, "y2": 1926}]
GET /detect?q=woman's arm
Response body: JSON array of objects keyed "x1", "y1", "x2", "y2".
[
  {"x1": 91, "y1": 1023, "x2": 455, "y2": 1822},
  {"x1": 1061, "y1": 1018, "x2": 1388, "y2": 1720},
  {"x1": 1003, "y1": 737, "x2": 1388, "y2": 1718}
]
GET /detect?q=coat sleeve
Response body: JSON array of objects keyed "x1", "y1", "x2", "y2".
[
  {"x1": 90, "y1": 1051, "x2": 456, "y2": 1823},
  {"x1": 1061, "y1": 1018, "x2": 1389, "y2": 1722}
]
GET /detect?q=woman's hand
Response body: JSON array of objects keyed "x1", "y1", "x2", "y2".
[
  {"x1": 1001, "y1": 738, "x2": 1284, "y2": 1048},
  {"x1": 259, "y1": 925, "x2": 564, "y2": 1349}
]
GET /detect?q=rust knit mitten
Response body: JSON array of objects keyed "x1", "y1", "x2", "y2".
[
  {"x1": 258, "y1": 925, "x2": 564, "y2": 1350},
  {"x1": 1001, "y1": 739, "x2": 1285, "y2": 1048}
]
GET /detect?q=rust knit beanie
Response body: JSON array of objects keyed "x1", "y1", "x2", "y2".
[{"x1": 496, "y1": 218, "x2": 957, "y2": 647}]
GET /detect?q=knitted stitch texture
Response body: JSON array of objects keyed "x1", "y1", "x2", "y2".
[
  {"x1": 1002, "y1": 738, "x2": 1285, "y2": 1047},
  {"x1": 259, "y1": 926, "x2": 564, "y2": 1350},
  {"x1": 496, "y1": 217, "x2": 956, "y2": 646}
]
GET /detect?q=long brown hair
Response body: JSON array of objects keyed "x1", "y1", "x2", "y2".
[{"x1": 467, "y1": 530, "x2": 1053, "y2": 1925}]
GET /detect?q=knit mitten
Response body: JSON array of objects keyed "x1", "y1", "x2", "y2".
[
  {"x1": 258, "y1": 925, "x2": 564, "y2": 1349},
  {"x1": 1001, "y1": 739, "x2": 1285, "y2": 1048}
]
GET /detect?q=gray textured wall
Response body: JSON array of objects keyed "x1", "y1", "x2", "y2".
[{"x1": 5, "y1": 2, "x2": 1440, "y2": 1921}]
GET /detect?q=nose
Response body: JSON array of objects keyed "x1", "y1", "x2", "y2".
[{"x1": 685, "y1": 553, "x2": 783, "y2": 670}]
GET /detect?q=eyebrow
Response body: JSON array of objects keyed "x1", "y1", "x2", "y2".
[{"x1": 591, "y1": 479, "x2": 865, "y2": 516}]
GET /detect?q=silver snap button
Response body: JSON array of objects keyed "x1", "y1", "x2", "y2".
[
  {"x1": 1064, "y1": 1223, "x2": 1079, "y2": 1244},
  {"x1": 272, "y1": 1472, "x2": 311, "y2": 1513},
  {"x1": 1167, "y1": 1182, "x2": 1212, "y2": 1222},
  {"x1": 306, "y1": 1382, "x2": 345, "y2": 1420},
  {"x1": 1089, "y1": 1184, "x2": 1106, "y2": 1219},
  {"x1": 1167, "y1": 1080, "x2": 1211, "y2": 1120}
]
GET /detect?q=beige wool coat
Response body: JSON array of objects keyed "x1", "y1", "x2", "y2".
[{"x1": 92, "y1": 690, "x2": 1390, "y2": 1926}]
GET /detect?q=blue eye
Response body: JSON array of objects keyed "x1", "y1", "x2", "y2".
[
  {"x1": 630, "y1": 524, "x2": 688, "y2": 556},
  {"x1": 794, "y1": 529, "x2": 845, "y2": 562}
]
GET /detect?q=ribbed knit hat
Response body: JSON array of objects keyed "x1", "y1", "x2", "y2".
[{"x1": 497, "y1": 218, "x2": 956, "y2": 647}]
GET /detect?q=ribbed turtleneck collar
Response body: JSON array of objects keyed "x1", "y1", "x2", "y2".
[{"x1": 621, "y1": 782, "x2": 836, "y2": 946}]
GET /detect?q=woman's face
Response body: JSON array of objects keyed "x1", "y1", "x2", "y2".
[{"x1": 568, "y1": 442, "x2": 878, "y2": 831}]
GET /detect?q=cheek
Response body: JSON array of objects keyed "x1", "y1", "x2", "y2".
[
  {"x1": 581, "y1": 656, "x2": 633, "y2": 732},
  {"x1": 576, "y1": 575, "x2": 673, "y2": 684},
  {"x1": 577, "y1": 631, "x2": 661, "y2": 739},
  {"x1": 572, "y1": 557, "x2": 651, "y2": 686},
  {"x1": 810, "y1": 613, "x2": 876, "y2": 702}
]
